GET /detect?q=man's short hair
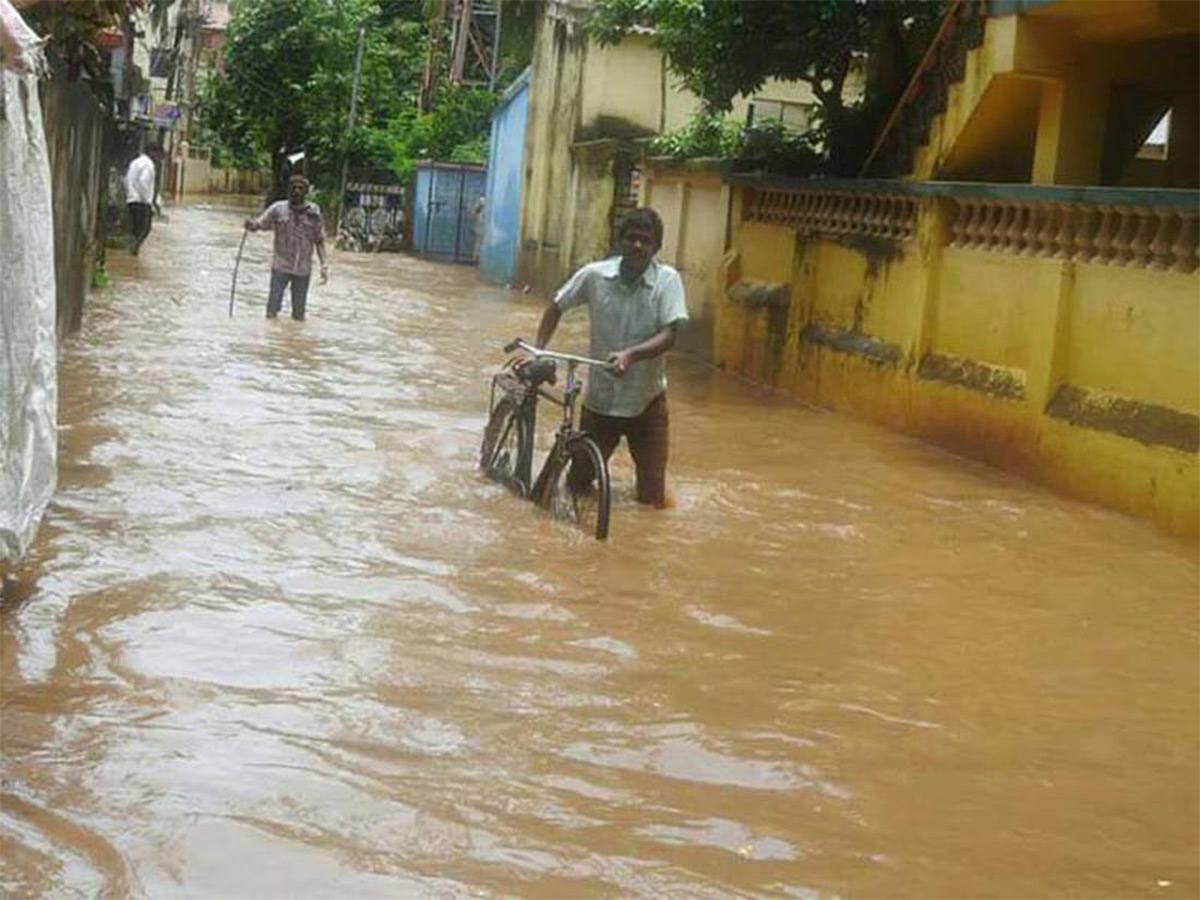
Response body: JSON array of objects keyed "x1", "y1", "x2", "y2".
[
  {"x1": 289, "y1": 174, "x2": 310, "y2": 188},
  {"x1": 620, "y1": 207, "x2": 663, "y2": 248}
]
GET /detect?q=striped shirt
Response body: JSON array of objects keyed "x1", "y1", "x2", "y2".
[{"x1": 252, "y1": 200, "x2": 326, "y2": 276}]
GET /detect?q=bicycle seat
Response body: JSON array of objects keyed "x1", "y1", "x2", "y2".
[{"x1": 518, "y1": 358, "x2": 557, "y2": 387}]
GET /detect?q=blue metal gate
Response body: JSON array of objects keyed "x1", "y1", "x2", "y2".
[{"x1": 413, "y1": 162, "x2": 487, "y2": 263}]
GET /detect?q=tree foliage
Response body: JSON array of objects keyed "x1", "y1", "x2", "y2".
[
  {"x1": 649, "y1": 110, "x2": 821, "y2": 175},
  {"x1": 588, "y1": 0, "x2": 944, "y2": 174},
  {"x1": 201, "y1": 0, "x2": 414, "y2": 185},
  {"x1": 381, "y1": 86, "x2": 496, "y2": 178},
  {"x1": 197, "y1": 0, "x2": 498, "y2": 191}
]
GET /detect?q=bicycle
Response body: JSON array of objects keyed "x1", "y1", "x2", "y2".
[{"x1": 481, "y1": 338, "x2": 614, "y2": 540}]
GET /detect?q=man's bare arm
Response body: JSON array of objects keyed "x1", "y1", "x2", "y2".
[
  {"x1": 244, "y1": 207, "x2": 272, "y2": 231},
  {"x1": 536, "y1": 303, "x2": 561, "y2": 348}
]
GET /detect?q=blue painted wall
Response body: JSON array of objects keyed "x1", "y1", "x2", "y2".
[{"x1": 479, "y1": 70, "x2": 530, "y2": 285}]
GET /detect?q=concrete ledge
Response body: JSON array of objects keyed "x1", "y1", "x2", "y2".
[
  {"x1": 1046, "y1": 385, "x2": 1200, "y2": 454},
  {"x1": 918, "y1": 353, "x2": 1027, "y2": 400},
  {"x1": 643, "y1": 155, "x2": 725, "y2": 174},
  {"x1": 801, "y1": 324, "x2": 902, "y2": 366},
  {"x1": 729, "y1": 279, "x2": 790, "y2": 310},
  {"x1": 724, "y1": 174, "x2": 1200, "y2": 210}
]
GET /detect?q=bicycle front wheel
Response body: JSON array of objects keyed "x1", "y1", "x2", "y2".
[
  {"x1": 535, "y1": 435, "x2": 611, "y2": 540},
  {"x1": 481, "y1": 398, "x2": 530, "y2": 496}
]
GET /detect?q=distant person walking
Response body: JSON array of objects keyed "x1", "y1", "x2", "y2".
[
  {"x1": 124, "y1": 147, "x2": 157, "y2": 256},
  {"x1": 244, "y1": 175, "x2": 328, "y2": 321}
]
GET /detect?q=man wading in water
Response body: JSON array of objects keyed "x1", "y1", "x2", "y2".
[
  {"x1": 124, "y1": 145, "x2": 158, "y2": 256},
  {"x1": 532, "y1": 207, "x2": 689, "y2": 508},
  {"x1": 244, "y1": 175, "x2": 329, "y2": 320}
]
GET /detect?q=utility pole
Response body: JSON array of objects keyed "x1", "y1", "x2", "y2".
[{"x1": 335, "y1": 23, "x2": 367, "y2": 232}]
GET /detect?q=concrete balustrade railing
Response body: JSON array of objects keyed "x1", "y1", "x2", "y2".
[
  {"x1": 730, "y1": 174, "x2": 1200, "y2": 274},
  {"x1": 949, "y1": 197, "x2": 1199, "y2": 272},
  {"x1": 746, "y1": 188, "x2": 918, "y2": 240}
]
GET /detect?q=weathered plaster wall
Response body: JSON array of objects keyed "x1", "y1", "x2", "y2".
[
  {"x1": 567, "y1": 139, "x2": 620, "y2": 270},
  {"x1": 41, "y1": 77, "x2": 107, "y2": 337},
  {"x1": 518, "y1": 11, "x2": 588, "y2": 297},
  {"x1": 519, "y1": 9, "x2": 818, "y2": 301},
  {"x1": 579, "y1": 33, "x2": 664, "y2": 137},
  {"x1": 642, "y1": 162, "x2": 729, "y2": 360},
  {"x1": 1065, "y1": 263, "x2": 1199, "y2": 414},
  {"x1": 715, "y1": 187, "x2": 1199, "y2": 538}
]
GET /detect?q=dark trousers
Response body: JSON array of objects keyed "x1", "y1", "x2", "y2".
[
  {"x1": 127, "y1": 203, "x2": 152, "y2": 254},
  {"x1": 267, "y1": 269, "x2": 311, "y2": 320},
  {"x1": 572, "y1": 393, "x2": 670, "y2": 507}
]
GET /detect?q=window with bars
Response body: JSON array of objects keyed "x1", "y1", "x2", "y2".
[{"x1": 749, "y1": 99, "x2": 814, "y2": 132}]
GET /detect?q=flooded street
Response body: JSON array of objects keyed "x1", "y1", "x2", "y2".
[{"x1": 2, "y1": 204, "x2": 1197, "y2": 898}]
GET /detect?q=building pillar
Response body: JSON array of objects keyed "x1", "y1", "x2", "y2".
[
  {"x1": 1026, "y1": 257, "x2": 1073, "y2": 413},
  {"x1": 1031, "y1": 78, "x2": 1065, "y2": 185}
]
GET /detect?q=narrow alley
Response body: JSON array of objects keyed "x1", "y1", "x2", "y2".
[{"x1": 2, "y1": 205, "x2": 1197, "y2": 898}]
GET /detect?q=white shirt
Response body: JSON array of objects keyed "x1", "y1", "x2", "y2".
[
  {"x1": 554, "y1": 257, "x2": 689, "y2": 417},
  {"x1": 124, "y1": 154, "x2": 155, "y2": 205}
]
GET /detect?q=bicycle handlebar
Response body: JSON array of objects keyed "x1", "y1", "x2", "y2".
[{"x1": 505, "y1": 338, "x2": 615, "y2": 370}]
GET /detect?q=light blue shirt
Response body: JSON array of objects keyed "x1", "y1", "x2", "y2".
[{"x1": 554, "y1": 257, "x2": 689, "y2": 417}]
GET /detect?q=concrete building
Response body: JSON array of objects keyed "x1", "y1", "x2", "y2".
[
  {"x1": 638, "y1": 0, "x2": 1199, "y2": 536},
  {"x1": 512, "y1": 0, "x2": 818, "y2": 313}
]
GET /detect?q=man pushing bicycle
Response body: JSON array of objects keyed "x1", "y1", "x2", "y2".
[{"x1": 532, "y1": 207, "x2": 689, "y2": 508}]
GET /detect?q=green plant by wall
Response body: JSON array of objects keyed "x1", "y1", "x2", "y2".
[
  {"x1": 648, "y1": 110, "x2": 823, "y2": 175},
  {"x1": 648, "y1": 110, "x2": 743, "y2": 159},
  {"x1": 738, "y1": 118, "x2": 823, "y2": 175}
]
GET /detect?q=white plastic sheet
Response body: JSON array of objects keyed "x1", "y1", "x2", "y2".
[{"x1": 1, "y1": 0, "x2": 57, "y2": 562}]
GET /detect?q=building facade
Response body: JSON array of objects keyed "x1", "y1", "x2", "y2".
[{"x1": 641, "y1": 0, "x2": 1199, "y2": 536}]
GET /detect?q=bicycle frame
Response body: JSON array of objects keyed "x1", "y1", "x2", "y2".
[
  {"x1": 483, "y1": 338, "x2": 616, "y2": 538},
  {"x1": 502, "y1": 338, "x2": 611, "y2": 492},
  {"x1": 509, "y1": 337, "x2": 603, "y2": 419}
]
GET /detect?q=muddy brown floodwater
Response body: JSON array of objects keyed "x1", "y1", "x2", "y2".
[{"x1": 1, "y1": 204, "x2": 1197, "y2": 899}]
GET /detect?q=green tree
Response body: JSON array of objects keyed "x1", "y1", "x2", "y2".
[
  {"x1": 383, "y1": 85, "x2": 496, "y2": 178},
  {"x1": 193, "y1": 73, "x2": 265, "y2": 171},
  {"x1": 197, "y1": 0, "x2": 496, "y2": 193},
  {"x1": 198, "y1": 0, "x2": 423, "y2": 195},
  {"x1": 588, "y1": 0, "x2": 944, "y2": 174}
]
